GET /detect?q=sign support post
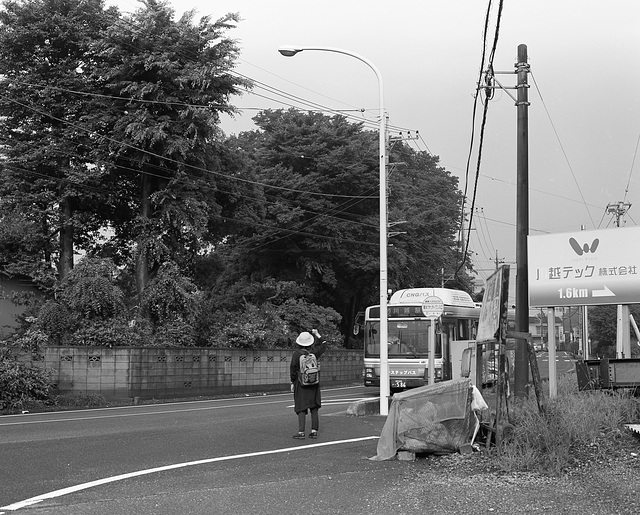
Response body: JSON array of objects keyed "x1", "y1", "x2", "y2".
[
  {"x1": 547, "y1": 307, "x2": 557, "y2": 398},
  {"x1": 422, "y1": 296, "x2": 444, "y2": 386}
]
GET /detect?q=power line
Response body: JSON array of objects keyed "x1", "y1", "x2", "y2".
[
  {"x1": 623, "y1": 128, "x2": 640, "y2": 204},
  {"x1": 0, "y1": 5, "x2": 439, "y2": 259},
  {"x1": 456, "y1": 0, "x2": 505, "y2": 279},
  {"x1": 530, "y1": 71, "x2": 595, "y2": 227}
]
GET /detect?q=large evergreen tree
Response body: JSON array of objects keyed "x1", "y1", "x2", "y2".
[
  {"x1": 0, "y1": 0, "x2": 118, "y2": 283},
  {"x1": 218, "y1": 109, "x2": 466, "y2": 344},
  {"x1": 88, "y1": 1, "x2": 249, "y2": 304},
  {"x1": 386, "y1": 141, "x2": 468, "y2": 290}
]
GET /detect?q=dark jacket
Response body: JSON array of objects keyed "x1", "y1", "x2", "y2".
[{"x1": 290, "y1": 338, "x2": 326, "y2": 414}]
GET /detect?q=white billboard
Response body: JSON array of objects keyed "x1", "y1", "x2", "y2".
[{"x1": 528, "y1": 226, "x2": 640, "y2": 307}]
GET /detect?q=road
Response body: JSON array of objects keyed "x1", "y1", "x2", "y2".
[
  {"x1": 535, "y1": 350, "x2": 576, "y2": 380},
  {"x1": 0, "y1": 385, "x2": 406, "y2": 514},
  {"x1": 0, "y1": 356, "x2": 577, "y2": 514}
]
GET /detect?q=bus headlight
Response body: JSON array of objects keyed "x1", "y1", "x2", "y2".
[{"x1": 364, "y1": 367, "x2": 375, "y2": 378}]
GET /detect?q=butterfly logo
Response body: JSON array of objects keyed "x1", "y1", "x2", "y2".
[{"x1": 569, "y1": 237, "x2": 599, "y2": 256}]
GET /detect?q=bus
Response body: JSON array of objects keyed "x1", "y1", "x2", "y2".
[{"x1": 362, "y1": 287, "x2": 481, "y2": 390}]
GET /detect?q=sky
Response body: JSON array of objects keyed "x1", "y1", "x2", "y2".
[{"x1": 109, "y1": 0, "x2": 640, "y2": 304}]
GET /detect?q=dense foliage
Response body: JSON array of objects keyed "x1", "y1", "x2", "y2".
[
  {"x1": 0, "y1": 0, "x2": 468, "y2": 352},
  {"x1": 0, "y1": 359, "x2": 52, "y2": 410},
  {"x1": 588, "y1": 304, "x2": 640, "y2": 358}
]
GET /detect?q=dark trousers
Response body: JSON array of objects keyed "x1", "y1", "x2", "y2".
[{"x1": 298, "y1": 408, "x2": 319, "y2": 432}]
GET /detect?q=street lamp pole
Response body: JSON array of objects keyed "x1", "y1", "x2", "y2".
[{"x1": 278, "y1": 45, "x2": 389, "y2": 416}]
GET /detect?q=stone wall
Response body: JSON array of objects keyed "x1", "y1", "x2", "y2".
[{"x1": 44, "y1": 346, "x2": 363, "y2": 400}]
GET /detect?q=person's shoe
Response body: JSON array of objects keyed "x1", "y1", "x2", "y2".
[
  {"x1": 309, "y1": 430, "x2": 318, "y2": 439},
  {"x1": 293, "y1": 432, "x2": 305, "y2": 439}
]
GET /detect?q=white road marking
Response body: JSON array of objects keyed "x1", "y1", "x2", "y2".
[
  {"x1": 0, "y1": 436, "x2": 379, "y2": 511},
  {"x1": 0, "y1": 400, "x2": 288, "y2": 426},
  {"x1": 0, "y1": 387, "x2": 373, "y2": 427},
  {"x1": 288, "y1": 397, "x2": 375, "y2": 408}
]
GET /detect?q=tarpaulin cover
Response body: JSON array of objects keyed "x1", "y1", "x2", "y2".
[{"x1": 370, "y1": 378, "x2": 481, "y2": 460}]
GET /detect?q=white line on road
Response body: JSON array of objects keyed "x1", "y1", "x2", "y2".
[
  {"x1": 0, "y1": 386, "x2": 368, "y2": 427},
  {"x1": 288, "y1": 397, "x2": 373, "y2": 408},
  {"x1": 0, "y1": 399, "x2": 289, "y2": 426},
  {"x1": 0, "y1": 436, "x2": 380, "y2": 512}
]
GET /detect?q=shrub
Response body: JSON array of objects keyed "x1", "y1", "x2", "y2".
[
  {"x1": 140, "y1": 262, "x2": 199, "y2": 325},
  {"x1": 14, "y1": 329, "x2": 50, "y2": 356},
  {"x1": 37, "y1": 300, "x2": 74, "y2": 344},
  {"x1": 0, "y1": 360, "x2": 52, "y2": 411},
  {"x1": 67, "y1": 319, "x2": 144, "y2": 347},
  {"x1": 58, "y1": 258, "x2": 125, "y2": 320},
  {"x1": 203, "y1": 299, "x2": 343, "y2": 348},
  {"x1": 151, "y1": 318, "x2": 197, "y2": 347},
  {"x1": 53, "y1": 392, "x2": 106, "y2": 408}
]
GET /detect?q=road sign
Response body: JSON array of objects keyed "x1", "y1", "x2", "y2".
[
  {"x1": 421, "y1": 296, "x2": 444, "y2": 318},
  {"x1": 528, "y1": 226, "x2": 640, "y2": 307}
]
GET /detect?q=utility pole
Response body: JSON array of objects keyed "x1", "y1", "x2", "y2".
[
  {"x1": 482, "y1": 44, "x2": 530, "y2": 398},
  {"x1": 607, "y1": 201, "x2": 631, "y2": 227},
  {"x1": 494, "y1": 250, "x2": 505, "y2": 271},
  {"x1": 514, "y1": 44, "x2": 530, "y2": 399},
  {"x1": 606, "y1": 202, "x2": 633, "y2": 358}
]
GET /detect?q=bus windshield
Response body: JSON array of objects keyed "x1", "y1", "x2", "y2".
[{"x1": 365, "y1": 320, "x2": 439, "y2": 358}]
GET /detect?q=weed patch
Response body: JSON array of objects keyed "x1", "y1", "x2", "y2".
[{"x1": 495, "y1": 375, "x2": 640, "y2": 475}]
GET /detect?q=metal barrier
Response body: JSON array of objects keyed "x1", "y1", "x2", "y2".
[{"x1": 576, "y1": 358, "x2": 640, "y2": 392}]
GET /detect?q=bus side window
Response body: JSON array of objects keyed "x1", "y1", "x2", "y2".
[{"x1": 458, "y1": 321, "x2": 466, "y2": 340}]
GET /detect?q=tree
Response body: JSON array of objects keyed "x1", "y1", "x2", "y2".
[
  {"x1": 36, "y1": 257, "x2": 126, "y2": 346},
  {"x1": 89, "y1": 1, "x2": 249, "y2": 308},
  {"x1": 218, "y1": 109, "x2": 466, "y2": 345},
  {"x1": 0, "y1": 0, "x2": 119, "y2": 282},
  {"x1": 386, "y1": 142, "x2": 469, "y2": 290},
  {"x1": 589, "y1": 304, "x2": 640, "y2": 358}
]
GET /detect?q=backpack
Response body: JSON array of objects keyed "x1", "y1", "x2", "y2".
[{"x1": 298, "y1": 351, "x2": 319, "y2": 386}]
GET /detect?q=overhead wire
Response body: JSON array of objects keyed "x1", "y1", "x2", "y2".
[
  {"x1": 530, "y1": 71, "x2": 595, "y2": 227},
  {"x1": 623, "y1": 128, "x2": 640, "y2": 204},
  {"x1": 0, "y1": 88, "x2": 389, "y2": 255},
  {"x1": 0, "y1": 5, "x2": 434, "y2": 257},
  {"x1": 456, "y1": 0, "x2": 504, "y2": 280},
  {"x1": 474, "y1": 207, "x2": 496, "y2": 261}
]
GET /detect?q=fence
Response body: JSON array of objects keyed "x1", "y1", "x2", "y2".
[{"x1": 42, "y1": 346, "x2": 364, "y2": 401}]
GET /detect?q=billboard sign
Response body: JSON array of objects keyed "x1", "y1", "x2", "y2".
[
  {"x1": 528, "y1": 226, "x2": 640, "y2": 307},
  {"x1": 477, "y1": 265, "x2": 510, "y2": 343}
]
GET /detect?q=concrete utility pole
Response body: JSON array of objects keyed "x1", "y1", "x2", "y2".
[
  {"x1": 514, "y1": 44, "x2": 530, "y2": 399},
  {"x1": 607, "y1": 201, "x2": 631, "y2": 227},
  {"x1": 494, "y1": 250, "x2": 504, "y2": 271},
  {"x1": 606, "y1": 201, "x2": 633, "y2": 358}
]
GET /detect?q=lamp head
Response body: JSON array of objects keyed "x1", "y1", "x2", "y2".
[{"x1": 278, "y1": 46, "x2": 303, "y2": 57}]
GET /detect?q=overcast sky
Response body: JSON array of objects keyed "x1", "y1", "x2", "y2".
[{"x1": 110, "y1": 0, "x2": 640, "y2": 303}]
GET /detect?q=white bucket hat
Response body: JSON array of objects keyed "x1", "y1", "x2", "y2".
[{"x1": 296, "y1": 332, "x2": 314, "y2": 347}]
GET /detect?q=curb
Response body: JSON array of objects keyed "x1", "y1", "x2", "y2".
[{"x1": 346, "y1": 398, "x2": 381, "y2": 416}]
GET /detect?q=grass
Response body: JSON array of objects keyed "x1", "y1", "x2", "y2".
[
  {"x1": 495, "y1": 374, "x2": 640, "y2": 474},
  {"x1": 6, "y1": 392, "x2": 109, "y2": 414}
]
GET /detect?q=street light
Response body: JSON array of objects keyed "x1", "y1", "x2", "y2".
[{"x1": 278, "y1": 45, "x2": 390, "y2": 416}]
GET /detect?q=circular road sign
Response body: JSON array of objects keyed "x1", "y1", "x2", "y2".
[{"x1": 421, "y1": 296, "x2": 444, "y2": 318}]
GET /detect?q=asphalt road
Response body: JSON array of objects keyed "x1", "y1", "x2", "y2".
[
  {"x1": 0, "y1": 354, "x2": 577, "y2": 514},
  {"x1": 535, "y1": 350, "x2": 576, "y2": 380},
  {"x1": 0, "y1": 385, "x2": 410, "y2": 514}
]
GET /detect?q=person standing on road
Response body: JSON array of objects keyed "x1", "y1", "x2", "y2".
[{"x1": 290, "y1": 329, "x2": 326, "y2": 440}]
